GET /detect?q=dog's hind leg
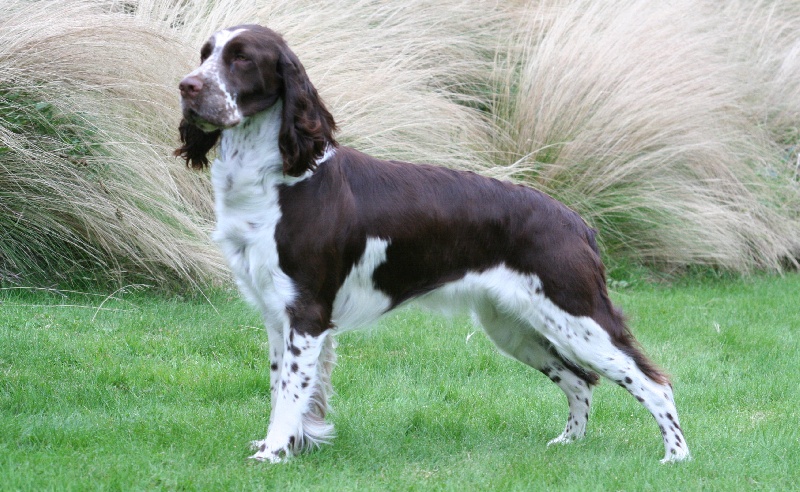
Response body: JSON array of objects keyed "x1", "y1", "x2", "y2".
[
  {"x1": 474, "y1": 303, "x2": 598, "y2": 445},
  {"x1": 527, "y1": 306, "x2": 691, "y2": 463},
  {"x1": 477, "y1": 269, "x2": 689, "y2": 462}
]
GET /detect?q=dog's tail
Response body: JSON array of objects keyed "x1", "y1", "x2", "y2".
[
  {"x1": 586, "y1": 228, "x2": 671, "y2": 386},
  {"x1": 598, "y1": 299, "x2": 671, "y2": 386}
]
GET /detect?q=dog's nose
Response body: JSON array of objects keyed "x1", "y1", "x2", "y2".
[{"x1": 179, "y1": 76, "x2": 203, "y2": 98}]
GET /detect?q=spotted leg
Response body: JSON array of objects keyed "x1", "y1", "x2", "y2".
[
  {"x1": 265, "y1": 318, "x2": 284, "y2": 424},
  {"x1": 250, "y1": 321, "x2": 336, "y2": 463},
  {"x1": 612, "y1": 363, "x2": 689, "y2": 463},
  {"x1": 540, "y1": 359, "x2": 597, "y2": 446},
  {"x1": 474, "y1": 304, "x2": 599, "y2": 446},
  {"x1": 535, "y1": 313, "x2": 691, "y2": 463}
]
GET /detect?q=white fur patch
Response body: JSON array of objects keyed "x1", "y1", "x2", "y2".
[
  {"x1": 331, "y1": 237, "x2": 392, "y2": 330},
  {"x1": 212, "y1": 103, "x2": 295, "y2": 320},
  {"x1": 315, "y1": 145, "x2": 337, "y2": 166}
]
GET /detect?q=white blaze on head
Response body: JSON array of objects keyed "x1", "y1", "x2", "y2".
[{"x1": 185, "y1": 28, "x2": 248, "y2": 128}]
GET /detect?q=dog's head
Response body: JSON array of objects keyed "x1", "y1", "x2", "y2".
[{"x1": 175, "y1": 25, "x2": 337, "y2": 176}]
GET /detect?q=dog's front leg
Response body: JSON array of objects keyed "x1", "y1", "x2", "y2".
[
  {"x1": 250, "y1": 311, "x2": 335, "y2": 463},
  {"x1": 264, "y1": 318, "x2": 284, "y2": 425}
]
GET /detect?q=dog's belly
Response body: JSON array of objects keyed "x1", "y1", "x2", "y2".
[{"x1": 329, "y1": 237, "x2": 581, "y2": 351}]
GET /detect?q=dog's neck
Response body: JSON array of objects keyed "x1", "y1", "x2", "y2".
[
  {"x1": 212, "y1": 100, "x2": 336, "y2": 193},
  {"x1": 216, "y1": 102, "x2": 284, "y2": 179}
]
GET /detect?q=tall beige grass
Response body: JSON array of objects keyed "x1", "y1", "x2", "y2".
[
  {"x1": 1, "y1": 0, "x2": 798, "y2": 288},
  {"x1": 0, "y1": 0, "x2": 222, "y2": 286},
  {"x1": 488, "y1": 0, "x2": 800, "y2": 272}
]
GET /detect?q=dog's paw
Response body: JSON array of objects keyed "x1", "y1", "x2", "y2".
[
  {"x1": 248, "y1": 439, "x2": 293, "y2": 463},
  {"x1": 547, "y1": 434, "x2": 576, "y2": 447},
  {"x1": 660, "y1": 447, "x2": 691, "y2": 464},
  {"x1": 547, "y1": 427, "x2": 585, "y2": 446}
]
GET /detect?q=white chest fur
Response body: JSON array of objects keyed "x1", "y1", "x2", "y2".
[{"x1": 210, "y1": 103, "x2": 298, "y2": 317}]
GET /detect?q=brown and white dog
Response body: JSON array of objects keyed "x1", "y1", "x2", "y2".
[{"x1": 176, "y1": 25, "x2": 690, "y2": 463}]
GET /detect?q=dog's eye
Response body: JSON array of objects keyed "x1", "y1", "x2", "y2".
[
  {"x1": 232, "y1": 53, "x2": 250, "y2": 63},
  {"x1": 200, "y1": 44, "x2": 212, "y2": 63}
]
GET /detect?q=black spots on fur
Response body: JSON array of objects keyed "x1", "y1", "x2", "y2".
[
  {"x1": 615, "y1": 377, "x2": 634, "y2": 388},
  {"x1": 301, "y1": 381, "x2": 309, "y2": 388},
  {"x1": 636, "y1": 395, "x2": 645, "y2": 403},
  {"x1": 291, "y1": 362, "x2": 299, "y2": 373},
  {"x1": 270, "y1": 363, "x2": 278, "y2": 371},
  {"x1": 551, "y1": 375, "x2": 562, "y2": 384},
  {"x1": 288, "y1": 436, "x2": 296, "y2": 449},
  {"x1": 286, "y1": 332, "x2": 303, "y2": 356}
]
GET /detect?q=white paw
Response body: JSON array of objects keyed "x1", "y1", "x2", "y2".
[
  {"x1": 547, "y1": 433, "x2": 577, "y2": 446},
  {"x1": 660, "y1": 448, "x2": 692, "y2": 464},
  {"x1": 248, "y1": 439, "x2": 293, "y2": 463}
]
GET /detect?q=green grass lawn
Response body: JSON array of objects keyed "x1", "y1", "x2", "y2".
[{"x1": 1, "y1": 275, "x2": 798, "y2": 490}]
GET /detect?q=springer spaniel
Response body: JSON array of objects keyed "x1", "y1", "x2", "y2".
[{"x1": 176, "y1": 25, "x2": 690, "y2": 463}]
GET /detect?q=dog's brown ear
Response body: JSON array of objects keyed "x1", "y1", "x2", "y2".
[
  {"x1": 277, "y1": 46, "x2": 337, "y2": 177},
  {"x1": 174, "y1": 119, "x2": 221, "y2": 170}
]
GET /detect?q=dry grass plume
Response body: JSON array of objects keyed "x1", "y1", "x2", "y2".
[{"x1": 1, "y1": 0, "x2": 798, "y2": 288}]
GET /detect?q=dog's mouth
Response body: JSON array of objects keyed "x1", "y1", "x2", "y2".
[
  {"x1": 182, "y1": 104, "x2": 242, "y2": 132},
  {"x1": 183, "y1": 109, "x2": 221, "y2": 132}
]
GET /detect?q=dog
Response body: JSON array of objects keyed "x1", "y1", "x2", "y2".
[{"x1": 175, "y1": 24, "x2": 690, "y2": 463}]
